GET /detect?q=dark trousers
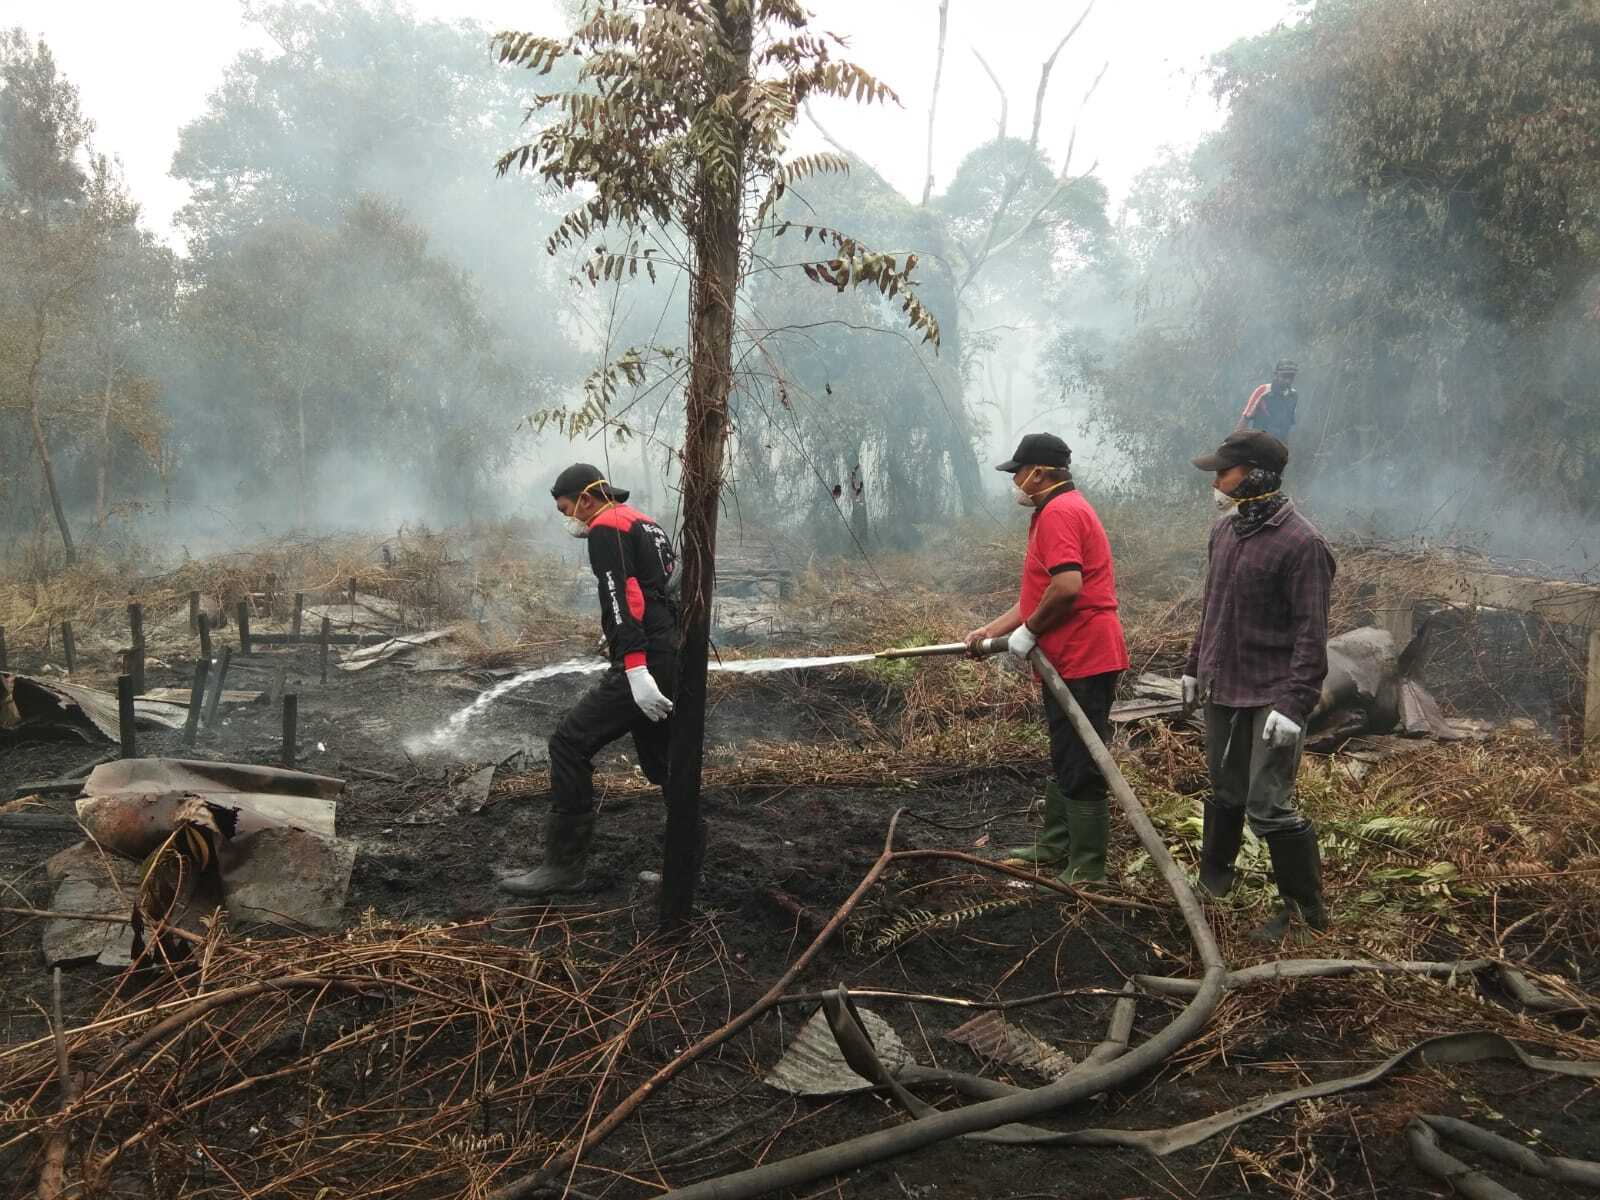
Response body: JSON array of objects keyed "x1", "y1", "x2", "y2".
[
  {"x1": 1203, "y1": 702, "x2": 1311, "y2": 837},
  {"x1": 1041, "y1": 670, "x2": 1120, "y2": 806},
  {"x1": 549, "y1": 656, "x2": 676, "y2": 816}
]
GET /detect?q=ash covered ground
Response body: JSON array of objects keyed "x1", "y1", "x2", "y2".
[{"x1": 2, "y1": 541, "x2": 1598, "y2": 1200}]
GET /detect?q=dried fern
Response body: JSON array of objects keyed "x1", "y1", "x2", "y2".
[{"x1": 868, "y1": 896, "x2": 1035, "y2": 953}]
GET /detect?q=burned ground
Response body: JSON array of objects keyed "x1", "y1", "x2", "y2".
[{"x1": 2, "y1": 527, "x2": 1598, "y2": 1200}]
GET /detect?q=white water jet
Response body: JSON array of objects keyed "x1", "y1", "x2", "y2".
[{"x1": 406, "y1": 651, "x2": 876, "y2": 755}]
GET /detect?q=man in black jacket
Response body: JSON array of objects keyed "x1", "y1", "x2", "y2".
[{"x1": 499, "y1": 463, "x2": 678, "y2": 896}]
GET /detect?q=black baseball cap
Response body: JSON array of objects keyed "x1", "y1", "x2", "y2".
[
  {"x1": 1274, "y1": 359, "x2": 1299, "y2": 374},
  {"x1": 996, "y1": 432, "x2": 1071, "y2": 473},
  {"x1": 1192, "y1": 430, "x2": 1289, "y2": 474},
  {"x1": 550, "y1": 462, "x2": 629, "y2": 502}
]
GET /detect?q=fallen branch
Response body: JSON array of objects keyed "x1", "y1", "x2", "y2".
[
  {"x1": 1133, "y1": 958, "x2": 1497, "y2": 996},
  {"x1": 889, "y1": 848, "x2": 1162, "y2": 911},
  {"x1": 1057, "y1": 1031, "x2": 1599, "y2": 1157},
  {"x1": 37, "y1": 968, "x2": 76, "y2": 1200}
]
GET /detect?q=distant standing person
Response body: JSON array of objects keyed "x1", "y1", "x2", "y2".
[
  {"x1": 1181, "y1": 430, "x2": 1335, "y2": 938},
  {"x1": 1237, "y1": 359, "x2": 1299, "y2": 442},
  {"x1": 498, "y1": 464, "x2": 678, "y2": 897},
  {"x1": 964, "y1": 433, "x2": 1130, "y2": 884}
]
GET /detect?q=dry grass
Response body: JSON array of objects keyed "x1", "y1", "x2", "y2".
[
  {"x1": 0, "y1": 909, "x2": 720, "y2": 1200},
  {"x1": 0, "y1": 520, "x2": 593, "y2": 674}
]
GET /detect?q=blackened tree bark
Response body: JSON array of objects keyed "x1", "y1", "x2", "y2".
[{"x1": 659, "y1": 0, "x2": 753, "y2": 931}]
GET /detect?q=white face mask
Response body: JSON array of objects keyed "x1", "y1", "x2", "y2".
[
  {"x1": 1013, "y1": 468, "x2": 1039, "y2": 507},
  {"x1": 1212, "y1": 487, "x2": 1239, "y2": 517},
  {"x1": 564, "y1": 515, "x2": 591, "y2": 538}
]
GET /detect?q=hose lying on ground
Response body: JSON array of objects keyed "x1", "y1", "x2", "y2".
[
  {"x1": 651, "y1": 650, "x2": 1230, "y2": 1200},
  {"x1": 1408, "y1": 1114, "x2": 1600, "y2": 1194}
]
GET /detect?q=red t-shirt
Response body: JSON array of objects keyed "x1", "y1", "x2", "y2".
[{"x1": 1020, "y1": 489, "x2": 1130, "y2": 680}]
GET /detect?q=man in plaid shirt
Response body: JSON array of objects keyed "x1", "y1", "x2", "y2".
[{"x1": 1182, "y1": 430, "x2": 1335, "y2": 938}]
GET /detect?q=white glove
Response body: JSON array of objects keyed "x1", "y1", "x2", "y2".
[
  {"x1": 1180, "y1": 675, "x2": 1200, "y2": 711},
  {"x1": 1006, "y1": 623, "x2": 1037, "y2": 660},
  {"x1": 626, "y1": 666, "x2": 674, "y2": 722},
  {"x1": 1262, "y1": 710, "x2": 1301, "y2": 749}
]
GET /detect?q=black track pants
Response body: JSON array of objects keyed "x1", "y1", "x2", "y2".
[
  {"x1": 1040, "y1": 670, "x2": 1121, "y2": 806},
  {"x1": 548, "y1": 657, "x2": 676, "y2": 816}
]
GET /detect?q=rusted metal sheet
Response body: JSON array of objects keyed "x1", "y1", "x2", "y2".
[{"x1": 2, "y1": 674, "x2": 187, "y2": 743}]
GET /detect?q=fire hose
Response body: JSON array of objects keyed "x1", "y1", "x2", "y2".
[{"x1": 656, "y1": 643, "x2": 1228, "y2": 1200}]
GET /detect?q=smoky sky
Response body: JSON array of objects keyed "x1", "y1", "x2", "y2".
[{"x1": 9, "y1": 0, "x2": 1298, "y2": 249}]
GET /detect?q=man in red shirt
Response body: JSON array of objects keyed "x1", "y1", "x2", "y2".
[{"x1": 964, "y1": 433, "x2": 1131, "y2": 883}]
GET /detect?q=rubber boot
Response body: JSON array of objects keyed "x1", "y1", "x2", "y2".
[
  {"x1": 498, "y1": 811, "x2": 595, "y2": 897},
  {"x1": 1002, "y1": 782, "x2": 1072, "y2": 867},
  {"x1": 1254, "y1": 826, "x2": 1330, "y2": 940},
  {"x1": 1197, "y1": 803, "x2": 1246, "y2": 898},
  {"x1": 1054, "y1": 796, "x2": 1109, "y2": 884}
]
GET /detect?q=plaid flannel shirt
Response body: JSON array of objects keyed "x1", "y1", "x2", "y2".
[{"x1": 1184, "y1": 500, "x2": 1335, "y2": 725}]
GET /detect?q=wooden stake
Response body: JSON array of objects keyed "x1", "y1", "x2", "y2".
[
  {"x1": 188, "y1": 590, "x2": 199, "y2": 633},
  {"x1": 182, "y1": 659, "x2": 207, "y2": 747},
  {"x1": 116, "y1": 675, "x2": 137, "y2": 759},
  {"x1": 292, "y1": 592, "x2": 305, "y2": 641},
  {"x1": 281, "y1": 693, "x2": 298, "y2": 767},
  {"x1": 197, "y1": 611, "x2": 212, "y2": 663},
  {"x1": 319, "y1": 616, "x2": 332, "y2": 683},
  {"x1": 203, "y1": 646, "x2": 232, "y2": 734},
  {"x1": 61, "y1": 621, "x2": 75, "y2": 674},
  {"x1": 266, "y1": 573, "x2": 277, "y2": 619},
  {"x1": 348, "y1": 577, "x2": 357, "y2": 608},
  {"x1": 0, "y1": 625, "x2": 6, "y2": 671},
  {"x1": 127, "y1": 603, "x2": 145, "y2": 695},
  {"x1": 236, "y1": 600, "x2": 252, "y2": 656}
]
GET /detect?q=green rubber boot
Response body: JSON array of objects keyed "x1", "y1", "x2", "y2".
[
  {"x1": 498, "y1": 811, "x2": 595, "y2": 897},
  {"x1": 1252, "y1": 826, "x2": 1330, "y2": 941},
  {"x1": 1001, "y1": 782, "x2": 1071, "y2": 867},
  {"x1": 1055, "y1": 796, "x2": 1110, "y2": 884}
]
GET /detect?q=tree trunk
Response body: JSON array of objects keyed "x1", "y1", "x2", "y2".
[
  {"x1": 96, "y1": 352, "x2": 115, "y2": 526},
  {"x1": 296, "y1": 380, "x2": 308, "y2": 528},
  {"x1": 25, "y1": 312, "x2": 75, "y2": 566},
  {"x1": 659, "y1": 0, "x2": 752, "y2": 932}
]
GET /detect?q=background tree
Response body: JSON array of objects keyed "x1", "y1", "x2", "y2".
[
  {"x1": 493, "y1": 0, "x2": 939, "y2": 927},
  {"x1": 178, "y1": 196, "x2": 525, "y2": 526},
  {"x1": 0, "y1": 30, "x2": 170, "y2": 564},
  {"x1": 1048, "y1": 0, "x2": 1600, "y2": 544}
]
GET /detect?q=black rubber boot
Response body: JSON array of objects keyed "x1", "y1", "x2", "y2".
[
  {"x1": 1254, "y1": 827, "x2": 1330, "y2": 940},
  {"x1": 1054, "y1": 796, "x2": 1109, "y2": 884},
  {"x1": 498, "y1": 812, "x2": 596, "y2": 897},
  {"x1": 1197, "y1": 803, "x2": 1246, "y2": 898},
  {"x1": 1002, "y1": 782, "x2": 1071, "y2": 867}
]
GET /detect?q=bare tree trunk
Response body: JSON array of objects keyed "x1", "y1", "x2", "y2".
[
  {"x1": 659, "y1": 0, "x2": 752, "y2": 931},
  {"x1": 296, "y1": 380, "x2": 308, "y2": 528},
  {"x1": 25, "y1": 312, "x2": 75, "y2": 566},
  {"x1": 921, "y1": 0, "x2": 950, "y2": 205},
  {"x1": 96, "y1": 351, "x2": 115, "y2": 526}
]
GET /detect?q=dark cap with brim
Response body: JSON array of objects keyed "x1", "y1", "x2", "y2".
[
  {"x1": 1192, "y1": 430, "x2": 1289, "y2": 474},
  {"x1": 996, "y1": 432, "x2": 1071, "y2": 472},
  {"x1": 550, "y1": 462, "x2": 630, "y2": 502}
]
